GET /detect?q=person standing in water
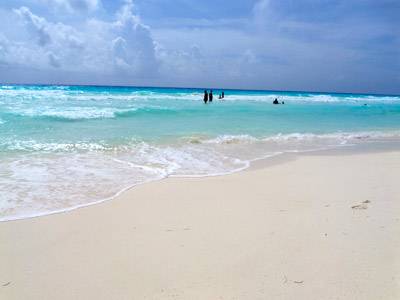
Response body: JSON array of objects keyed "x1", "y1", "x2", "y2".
[
  {"x1": 209, "y1": 90, "x2": 213, "y2": 102},
  {"x1": 203, "y1": 90, "x2": 208, "y2": 104},
  {"x1": 222, "y1": 91, "x2": 225, "y2": 99}
]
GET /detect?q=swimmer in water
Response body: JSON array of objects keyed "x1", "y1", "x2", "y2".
[{"x1": 203, "y1": 90, "x2": 208, "y2": 104}]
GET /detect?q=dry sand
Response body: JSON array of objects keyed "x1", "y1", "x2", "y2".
[{"x1": 1, "y1": 150, "x2": 400, "y2": 299}]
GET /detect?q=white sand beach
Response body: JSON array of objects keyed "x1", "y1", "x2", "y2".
[{"x1": 1, "y1": 149, "x2": 400, "y2": 299}]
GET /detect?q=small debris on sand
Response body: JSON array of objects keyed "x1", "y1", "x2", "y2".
[
  {"x1": 352, "y1": 200, "x2": 371, "y2": 210},
  {"x1": 2, "y1": 282, "x2": 11, "y2": 287},
  {"x1": 293, "y1": 280, "x2": 304, "y2": 284}
]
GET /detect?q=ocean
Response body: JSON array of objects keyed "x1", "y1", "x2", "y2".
[{"x1": 1, "y1": 84, "x2": 399, "y2": 221}]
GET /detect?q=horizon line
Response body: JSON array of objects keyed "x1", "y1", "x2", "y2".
[{"x1": 1, "y1": 82, "x2": 399, "y2": 97}]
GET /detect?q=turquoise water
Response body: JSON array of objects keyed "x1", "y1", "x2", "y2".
[{"x1": 1, "y1": 84, "x2": 400, "y2": 220}]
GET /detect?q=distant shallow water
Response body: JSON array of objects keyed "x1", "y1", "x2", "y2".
[{"x1": 1, "y1": 85, "x2": 400, "y2": 221}]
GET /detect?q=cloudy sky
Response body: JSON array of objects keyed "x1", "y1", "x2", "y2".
[{"x1": 0, "y1": 0, "x2": 398, "y2": 94}]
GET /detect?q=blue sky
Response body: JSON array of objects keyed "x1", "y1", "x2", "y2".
[{"x1": 0, "y1": 0, "x2": 398, "y2": 94}]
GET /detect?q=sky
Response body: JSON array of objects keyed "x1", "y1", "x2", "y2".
[{"x1": 0, "y1": 0, "x2": 399, "y2": 94}]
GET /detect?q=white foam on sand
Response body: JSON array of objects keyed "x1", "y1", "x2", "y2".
[{"x1": 1, "y1": 130, "x2": 400, "y2": 222}]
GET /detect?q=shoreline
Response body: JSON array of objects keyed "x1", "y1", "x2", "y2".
[
  {"x1": 1, "y1": 147, "x2": 399, "y2": 299},
  {"x1": 2, "y1": 140, "x2": 400, "y2": 223}
]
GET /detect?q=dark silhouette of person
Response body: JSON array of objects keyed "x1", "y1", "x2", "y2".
[
  {"x1": 219, "y1": 94, "x2": 222, "y2": 99},
  {"x1": 209, "y1": 90, "x2": 213, "y2": 102},
  {"x1": 203, "y1": 90, "x2": 208, "y2": 104},
  {"x1": 282, "y1": 101, "x2": 285, "y2": 104},
  {"x1": 273, "y1": 98, "x2": 279, "y2": 104},
  {"x1": 222, "y1": 91, "x2": 224, "y2": 98}
]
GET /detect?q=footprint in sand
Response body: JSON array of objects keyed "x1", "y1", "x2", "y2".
[{"x1": 351, "y1": 200, "x2": 371, "y2": 210}]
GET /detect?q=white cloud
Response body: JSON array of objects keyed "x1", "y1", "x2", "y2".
[
  {"x1": 111, "y1": 0, "x2": 158, "y2": 75},
  {"x1": 14, "y1": 6, "x2": 52, "y2": 46},
  {"x1": 3, "y1": 2, "x2": 283, "y2": 87},
  {"x1": 14, "y1": 6, "x2": 85, "y2": 50},
  {"x1": 40, "y1": 0, "x2": 100, "y2": 13},
  {"x1": 13, "y1": 6, "x2": 86, "y2": 71},
  {"x1": 10, "y1": 2, "x2": 159, "y2": 80}
]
